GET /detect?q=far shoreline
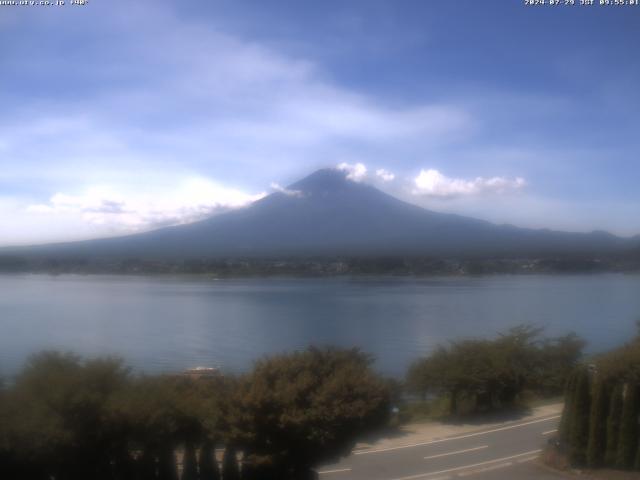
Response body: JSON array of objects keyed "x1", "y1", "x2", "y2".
[{"x1": 1, "y1": 255, "x2": 639, "y2": 277}]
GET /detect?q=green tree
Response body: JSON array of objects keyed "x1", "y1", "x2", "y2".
[
  {"x1": 605, "y1": 384, "x2": 624, "y2": 467},
  {"x1": 586, "y1": 379, "x2": 609, "y2": 468},
  {"x1": 407, "y1": 345, "x2": 459, "y2": 412},
  {"x1": 634, "y1": 437, "x2": 640, "y2": 471},
  {"x1": 157, "y1": 445, "x2": 178, "y2": 480},
  {"x1": 537, "y1": 333, "x2": 585, "y2": 396},
  {"x1": 4, "y1": 351, "x2": 131, "y2": 480},
  {"x1": 229, "y1": 347, "x2": 390, "y2": 478},
  {"x1": 407, "y1": 326, "x2": 578, "y2": 415},
  {"x1": 616, "y1": 384, "x2": 639, "y2": 469},
  {"x1": 558, "y1": 372, "x2": 577, "y2": 444},
  {"x1": 569, "y1": 368, "x2": 590, "y2": 466},
  {"x1": 222, "y1": 445, "x2": 240, "y2": 480},
  {"x1": 116, "y1": 373, "x2": 224, "y2": 480},
  {"x1": 134, "y1": 450, "x2": 157, "y2": 480},
  {"x1": 182, "y1": 442, "x2": 199, "y2": 480},
  {"x1": 198, "y1": 440, "x2": 220, "y2": 480}
]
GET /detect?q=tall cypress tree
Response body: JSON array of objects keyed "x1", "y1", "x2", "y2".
[
  {"x1": 559, "y1": 372, "x2": 577, "y2": 444},
  {"x1": 240, "y1": 458, "x2": 258, "y2": 480},
  {"x1": 586, "y1": 379, "x2": 609, "y2": 468},
  {"x1": 182, "y1": 443, "x2": 198, "y2": 480},
  {"x1": 198, "y1": 441, "x2": 220, "y2": 480},
  {"x1": 221, "y1": 446, "x2": 240, "y2": 480},
  {"x1": 605, "y1": 384, "x2": 624, "y2": 467},
  {"x1": 617, "y1": 384, "x2": 639, "y2": 469},
  {"x1": 634, "y1": 436, "x2": 640, "y2": 471},
  {"x1": 569, "y1": 369, "x2": 591, "y2": 466},
  {"x1": 134, "y1": 450, "x2": 157, "y2": 480},
  {"x1": 157, "y1": 445, "x2": 178, "y2": 480}
]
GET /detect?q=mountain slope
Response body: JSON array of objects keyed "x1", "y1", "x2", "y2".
[{"x1": 5, "y1": 169, "x2": 636, "y2": 259}]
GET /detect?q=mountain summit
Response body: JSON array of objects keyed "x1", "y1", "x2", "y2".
[
  {"x1": 288, "y1": 168, "x2": 354, "y2": 194},
  {"x1": 7, "y1": 168, "x2": 636, "y2": 259}
]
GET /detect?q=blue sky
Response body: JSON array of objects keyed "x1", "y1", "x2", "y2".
[{"x1": 0, "y1": 0, "x2": 638, "y2": 245}]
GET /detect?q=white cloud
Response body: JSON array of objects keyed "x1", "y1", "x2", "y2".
[
  {"x1": 13, "y1": 2, "x2": 631, "y2": 243},
  {"x1": 0, "y1": 2, "x2": 477, "y2": 245},
  {"x1": 413, "y1": 169, "x2": 526, "y2": 198},
  {"x1": 376, "y1": 168, "x2": 395, "y2": 182},
  {"x1": 337, "y1": 162, "x2": 368, "y2": 182},
  {"x1": 0, "y1": 2, "x2": 472, "y2": 192},
  {"x1": 26, "y1": 178, "x2": 265, "y2": 233},
  {"x1": 270, "y1": 182, "x2": 304, "y2": 197}
]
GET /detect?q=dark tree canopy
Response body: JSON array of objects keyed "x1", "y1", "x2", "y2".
[
  {"x1": 0, "y1": 347, "x2": 390, "y2": 480},
  {"x1": 1, "y1": 352, "x2": 132, "y2": 480},
  {"x1": 229, "y1": 347, "x2": 390, "y2": 477},
  {"x1": 587, "y1": 379, "x2": 609, "y2": 468},
  {"x1": 560, "y1": 333, "x2": 640, "y2": 471},
  {"x1": 569, "y1": 369, "x2": 591, "y2": 466},
  {"x1": 406, "y1": 326, "x2": 583, "y2": 414}
]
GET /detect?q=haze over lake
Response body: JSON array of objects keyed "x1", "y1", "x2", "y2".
[{"x1": 1, "y1": 273, "x2": 639, "y2": 378}]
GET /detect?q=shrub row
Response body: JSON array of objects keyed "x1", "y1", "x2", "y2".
[
  {"x1": 559, "y1": 336, "x2": 640, "y2": 470},
  {"x1": 0, "y1": 347, "x2": 390, "y2": 480}
]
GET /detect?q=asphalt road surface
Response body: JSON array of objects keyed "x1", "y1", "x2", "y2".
[{"x1": 317, "y1": 414, "x2": 566, "y2": 480}]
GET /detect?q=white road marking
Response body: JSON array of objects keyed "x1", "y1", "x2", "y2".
[
  {"x1": 423, "y1": 445, "x2": 488, "y2": 460},
  {"x1": 318, "y1": 467, "x2": 352, "y2": 475},
  {"x1": 355, "y1": 415, "x2": 560, "y2": 455},
  {"x1": 387, "y1": 449, "x2": 542, "y2": 480},
  {"x1": 542, "y1": 429, "x2": 557, "y2": 435}
]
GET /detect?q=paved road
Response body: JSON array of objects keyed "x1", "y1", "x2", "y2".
[{"x1": 317, "y1": 414, "x2": 566, "y2": 480}]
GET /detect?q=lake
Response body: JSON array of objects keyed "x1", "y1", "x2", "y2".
[{"x1": 1, "y1": 273, "x2": 639, "y2": 378}]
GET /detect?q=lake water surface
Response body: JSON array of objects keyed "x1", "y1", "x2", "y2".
[{"x1": 1, "y1": 273, "x2": 639, "y2": 377}]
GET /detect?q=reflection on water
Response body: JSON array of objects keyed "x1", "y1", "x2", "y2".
[{"x1": 1, "y1": 273, "x2": 639, "y2": 377}]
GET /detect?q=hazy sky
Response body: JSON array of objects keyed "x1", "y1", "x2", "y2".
[{"x1": 1, "y1": 0, "x2": 638, "y2": 245}]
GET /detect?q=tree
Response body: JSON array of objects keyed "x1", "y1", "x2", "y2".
[
  {"x1": 617, "y1": 384, "x2": 639, "y2": 469},
  {"x1": 558, "y1": 372, "x2": 577, "y2": 444},
  {"x1": 605, "y1": 384, "x2": 624, "y2": 466},
  {"x1": 587, "y1": 379, "x2": 609, "y2": 468},
  {"x1": 116, "y1": 372, "x2": 225, "y2": 480},
  {"x1": 229, "y1": 347, "x2": 390, "y2": 478},
  {"x1": 406, "y1": 326, "x2": 579, "y2": 415},
  {"x1": 0, "y1": 379, "x2": 20, "y2": 480},
  {"x1": 198, "y1": 440, "x2": 220, "y2": 480},
  {"x1": 537, "y1": 333, "x2": 586, "y2": 396},
  {"x1": 407, "y1": 345, "x2": 459, "y2": 412},
  {"x1": 134, "y1": 450, "x2": 157, "y2": 480},
  {"x1": 634, "y1": 437, "x2": 640, "y2": 471},
  {"x1": 222, "y1": 445, "x2": 240, "y2": 480},
  {"x1": 157, "y1": 445, "x2": 179, "y2": 480},
  {"x1": 569, "y1": 368, "x2": 590, "y2": 466},
  {"x1": 3, "y1": 351, "x2": 131, "y2": 480},
  {"x1": 182, "y1": 442, "x2": 199, "y2": 480}
]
